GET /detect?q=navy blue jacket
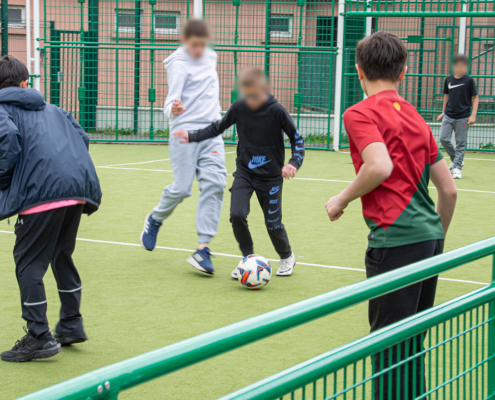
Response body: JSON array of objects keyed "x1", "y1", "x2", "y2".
[{"x1": 0, "y1": 87, "x2": 102, "y2": 220}]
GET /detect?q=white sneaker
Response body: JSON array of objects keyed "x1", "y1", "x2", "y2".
[
  {"x1": 231, "y1": 260, "x2": 243, "y2": 279},
  {"x1": 276, "y1": 252, "x2": 296, "y2": 276},
  {"x1": 449, "y1": 162, "x2": 464, "y2": 172},
  {"x1": 452, "y1": 168, "x2": 462, "y2": 179}
]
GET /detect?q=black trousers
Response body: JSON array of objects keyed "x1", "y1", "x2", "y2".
[
  {"x1": 229, "y1": 173, "x2": 292, "y2": 259},
  {"x1": 366, "y1": 239, "x2": 444, "y2": 400},
  {"x1": 13, "y1": 204, "x2": 87, "y2": 340}
]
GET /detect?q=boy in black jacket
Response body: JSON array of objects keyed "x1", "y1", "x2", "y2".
[
  {"x1": 174, "y1": 67, "x2": 305, "y2": 277},
  {"x1": 0, "y1": 56, "x2": 101, "y2": 362}
]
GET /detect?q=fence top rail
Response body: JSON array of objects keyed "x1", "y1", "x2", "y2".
[
  {"x1": 220, "y1": 284, "x2": 495, "y2": 400},
  {"x1": 18, "y1": 237, "x2": 495, "y2": 400}
]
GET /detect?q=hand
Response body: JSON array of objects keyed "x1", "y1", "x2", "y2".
[
  {"x1": 282, "y1": 164, "x2": 297, "y2": 179},
  {"x1": 325, "y1": 195, "x2": 348, "y2": 222},
  {"x1": 468, "y1": 115, "x2": 476, "y2": 125},
  {"x1": 173, "y1": 129, "x2": 189, "y2": 143},
  {"x1": 437, "y1": 113, "x2": 444, "y2": 122},
  {"x1": 171, "y1": 99, "x2": 186, "y2": 116}
]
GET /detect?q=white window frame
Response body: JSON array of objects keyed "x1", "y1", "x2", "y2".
[
  {"x1": 269, "y1": 14, "x2": 293, "y2": 38},
  {"x1": 8, "y1": 6, "x2": 26, "y2": 29},
  {"x1": 154, "y1": 11, "x2": 180, "y2": 35},
  {"x1": 115, "y1": 9, "x2": 142, "y2": 33}
]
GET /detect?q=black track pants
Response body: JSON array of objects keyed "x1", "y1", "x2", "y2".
[
  {"x1": 13, "y1": 204, "x2": 87, "y2": 340},
  {"x1": 229, "y1": 173, "x2": 292, "y2": 259},
  {"x1": 366, "y1": 239, "x2": 444, "y2": 400}
]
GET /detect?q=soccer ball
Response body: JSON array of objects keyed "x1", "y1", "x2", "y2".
[{"x1": 236, "y1": 255, "x2": 272, "y2": 289}]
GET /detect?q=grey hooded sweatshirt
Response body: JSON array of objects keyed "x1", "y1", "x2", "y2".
[{"x1": 163, "y1": 46, "x2": 222, "y2": 133}]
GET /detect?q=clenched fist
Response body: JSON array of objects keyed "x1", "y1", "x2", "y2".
[{"x1": 171, "y1": 99, "x2": 186, "y2": 116}]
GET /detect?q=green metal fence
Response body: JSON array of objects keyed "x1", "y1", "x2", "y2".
[
  {"x1": 18, "y1": 236, "x2": 495, "y2": 399},
  {"x1": 339, "y1": 0, "x2": 495, "y2": 151},
  {"x1": 41, "y1": 0, "x2": 337, "y2": 148},
  {"x1": 38, "y1": 0, "x2": 495, "y2": 150}
]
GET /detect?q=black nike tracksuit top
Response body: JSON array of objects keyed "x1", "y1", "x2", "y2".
[{"x1": 188, "y1": 95, "x2": 305, "y2": 179}]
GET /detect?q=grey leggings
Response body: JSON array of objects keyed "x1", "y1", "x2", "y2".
[{"x1": 439, "y1": 114, "x2": 469, "y2": 170}]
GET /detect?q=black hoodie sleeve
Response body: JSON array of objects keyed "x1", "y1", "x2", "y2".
[
  {"x1": 279, "y1": 106, "x2": 305, "y2": 169},
  {"x1": 188, "y1": 104, "x2": 237, "y2": 142}
]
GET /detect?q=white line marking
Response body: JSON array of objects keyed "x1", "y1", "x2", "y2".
[
  {"x1": 95, "y1": 167, "x2": 495, "y2": 194},
  {"x1": 97, "y1": 151, "x2": 237, "y2": 168},
  {"x1": 99, "y1": 158, "x2": 170, "y2": 168},
  {"x1": 98, "y1": 167, "x2": 174, "y2": 173},
  {"x1": 0, "y1": 231, "x2": 487, "y2": 286}
]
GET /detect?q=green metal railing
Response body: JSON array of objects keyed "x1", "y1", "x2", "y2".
[{"x1": 19, "y1": 236, "x2": 495, "y2": 399}]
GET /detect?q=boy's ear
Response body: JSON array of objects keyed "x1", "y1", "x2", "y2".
[
  {"x1": 356, "y1": 64, "x2": 365, "y2": 81},
  {"x1": 20, "y1": 79, "x2": 29, "y2": 89},
  {"x1": 397, "y1": 66, "x2": 407, "y2": 83}
]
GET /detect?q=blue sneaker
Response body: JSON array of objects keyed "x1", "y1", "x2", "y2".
[
  {"x1": 140, "y1": 213, "x2": 162, "y2": 251},
  {"x1": 187, "y1": 247, "x2": 215, "y2": 275}
]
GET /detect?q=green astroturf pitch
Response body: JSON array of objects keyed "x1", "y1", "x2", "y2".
[{"x1": 1, "y1": 145, "x2": 495, "y2": 399}]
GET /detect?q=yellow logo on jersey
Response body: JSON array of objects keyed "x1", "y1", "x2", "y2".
[{"x1": 393, "y1": 102, "x2": 401, "y2": 111}]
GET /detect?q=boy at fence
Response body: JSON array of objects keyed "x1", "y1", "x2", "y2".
[
  {"x1": 437, "y1": 53, "x2": 479, "y2": 179},
  {"x1": 140, "y1": 19, "x2": 227, "y2": 275},
  {"x1": 173, "y1": 67, "x2": 305, "y2": 278},
  {"x1": 0, "y1": 56, "x2": 102, "y2": 362},
  {"x1": 325, "y1": 32, "x2": 457, "y2": 398}
]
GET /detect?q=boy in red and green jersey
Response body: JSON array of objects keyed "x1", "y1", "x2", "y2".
[
  {"x1": 326, "y1": 32, "x2": 457, "y2": 399},
  {"x1": 344, "y1": 90, "x2": 445, "y2": 248}
]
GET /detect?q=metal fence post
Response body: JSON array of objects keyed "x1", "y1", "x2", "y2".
[
  {"x1": 489, "y1": 255, "x2": 495, "y2": 397},
  {"x1": 1, "y1": 0, "x2": 8, "y2": 56},
  {"x1": 193, "y1": 0, "x2": 202, "y2": 19},
  {"x1": 458, "y1": 1, "x2": 467, "y2": 54},
  {"x1": 33, "y1": 0, "x2": 41, "y2": 91},
  {"x1": 332, "y1": 0, "x2": 345, "y2": 151}
]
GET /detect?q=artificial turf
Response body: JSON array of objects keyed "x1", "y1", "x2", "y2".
[{"x1": 1, "y1": 144, "x2": 494, "y2": 399}]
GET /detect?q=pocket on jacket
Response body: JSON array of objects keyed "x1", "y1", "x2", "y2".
[{"x1": 240, "y1": 146, "x2": 279, "y2": 176}]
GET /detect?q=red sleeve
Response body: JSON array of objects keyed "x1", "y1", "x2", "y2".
[
  {"x1": 343, "y1": 109, "x2": 384, "y2": 154},
  {"x1": 429, "y1": 127, "x2": 444, "y2": 165}
]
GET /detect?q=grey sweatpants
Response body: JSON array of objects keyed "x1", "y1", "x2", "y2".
[
  {"x1": 152, "y1": 135, "x2": 227, "y2": 243},
  {"x1": 439, "y1": 114, "x2": 469, "y2": 170}
]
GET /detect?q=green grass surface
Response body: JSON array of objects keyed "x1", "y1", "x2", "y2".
[{"x1": 1, "y1": 145, "x2": 494, "y2": 399}]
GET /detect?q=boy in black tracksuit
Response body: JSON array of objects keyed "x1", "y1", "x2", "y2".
[{"x1": 174, "y1": 67, "x2": 305, "y2": 277}]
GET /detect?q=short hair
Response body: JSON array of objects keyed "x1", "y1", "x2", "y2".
[
  {"x1": 0, "y1": 55, "x2": 29, "y2": 89},
  {"x1": 182, "y1": 19, "x2": 209, "y2": 39},
  {"x1": 453, "y1": 53, "x2": 469, "y2": 65},
  {"x1": 239, "y1": 67, "x2": 267, "y2": 88},
  {"x1": 355, "y1": 32, "x2": 408, "y2": 82}
]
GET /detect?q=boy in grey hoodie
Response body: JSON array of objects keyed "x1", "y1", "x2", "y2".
[{"x1": 140, "y1": 19, "x2": 227, "y2": 275}]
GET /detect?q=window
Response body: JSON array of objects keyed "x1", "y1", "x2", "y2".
[
  {"x1": 8, "y1": 6, "x2": 26, "y2": 29},
  {"x1": 316, "y1": 17, "x2": 337, "y2": 47},
  {"x1": 155, "y1": 12, "x2": 180, "y2": 34},
  {"x1": 115, "y1": 10, "x2": 141, "y2": 33},
  {"x1": 269, "y1": 15, "x2": 293, "y2": 37}
]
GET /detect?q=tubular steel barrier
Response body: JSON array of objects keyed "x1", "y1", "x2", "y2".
[{"x1": 18, "y1": 236, "x2": 495, "y2": 400}]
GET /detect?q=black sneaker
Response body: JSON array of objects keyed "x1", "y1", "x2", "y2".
[
  {"x1": 1, "y1": 327, "x2": 61, "y2": 362},
  {"x1": 54, "y1": 333, "x2": 87, "y2": 346}
]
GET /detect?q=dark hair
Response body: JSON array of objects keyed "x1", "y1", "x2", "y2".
[
  {"x1": 182, "y1": 19, "x2": 210, "y2": 39},
  {"x1": 239, "y1": 67, "x2": 267, "y2": 87},
  {"x1": 0, "y1": 55, "x2": 29, "y2": 89},
  {"x1": 356, "y1": 32, "x2": 408, "y2": 82},
  {"x1": 453, "y1": 53, "x2": 469, "y2": 65}
]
